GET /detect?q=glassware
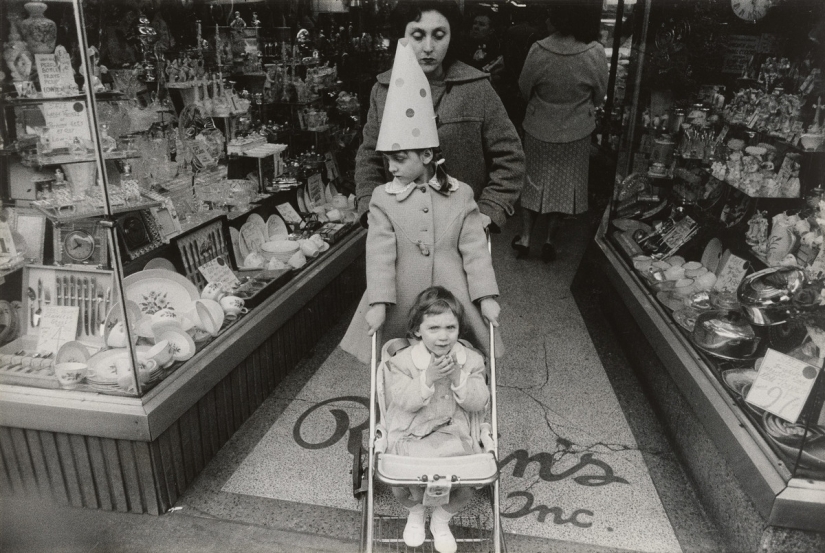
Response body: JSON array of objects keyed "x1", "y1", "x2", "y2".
[{"x1": 99, "y1": 123, "x2": 117, "y2": 152}]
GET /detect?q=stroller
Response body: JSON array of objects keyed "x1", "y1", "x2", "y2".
[{"x1": 353, "y1": 236, "x2": 504, "y2": 553}]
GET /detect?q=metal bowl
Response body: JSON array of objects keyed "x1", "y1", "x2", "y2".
[
  {"x1": 736, "y1": 266, "x2": 806, "y2": 326},
  {"x1": 691, "y1": 310, "x2": 760, "y2": 360}
]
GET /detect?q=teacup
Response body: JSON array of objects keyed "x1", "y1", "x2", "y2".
[
  {"x1": 106, "y1": 322, "x2": 129, "y2": 348},
  {"x1": 146, "y1": 340, "x2": 174, "y2": 369},
  {"x1": 54, "y1": 362, "x2": 88, "y2": 389},
  {"x1": 151, "y1": 308, "x2": 181, "y2": 329},
  {"x1": 201, "y1": 282, "x2": 227, "y2": 302},
  {"x1": 192, "y1": 299, "x2": 224, "y2": 336},
  {"x1": 220, "y1": 296, "x2": 248, "y2": 317}
]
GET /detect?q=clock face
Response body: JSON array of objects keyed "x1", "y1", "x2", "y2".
[
  {"x1": 63, "y1": 230, "x2": 96, "y2": 262},
  {"x1": 732, "y1": 0, "x2": 770, "y2": 21}
]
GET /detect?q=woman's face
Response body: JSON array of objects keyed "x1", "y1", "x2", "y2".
[{"x1": 404, "y1": 10, "x2": 451, "y2": 79}]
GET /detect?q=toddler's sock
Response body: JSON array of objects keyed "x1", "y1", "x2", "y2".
[
  {"x1": 403, "y1": 503, "x2": 426, "y2": 547},
  {"x1": 429, "y1": 505, "x2": 457, "y2": 553}
]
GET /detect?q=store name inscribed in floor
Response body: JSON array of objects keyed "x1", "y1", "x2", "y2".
[{"x1": 292, "y1": 396, "x2": 630, "y2": 528}]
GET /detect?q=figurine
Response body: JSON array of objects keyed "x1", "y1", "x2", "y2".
[
  {"x1": 3, "y1": 17, "x2": 34, "y2": 83},
  {"x1": 251, "y1": 12, "x2": 261, "y2": 28},
  {"x1": 745, "y1": 210, "x2": 769, "y2": 250},
  {"x1": 166, "y1": 58, "x2": 180, "y2": 82},
  {"x1": 54, "y1": 168, "x2": 66, "y2": 186},
  {"x1": 230, "y1": 11, "x2": 246, "y2": 30}
]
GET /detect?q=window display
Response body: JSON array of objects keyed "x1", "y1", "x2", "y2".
[
  {"x1": 602, "y1": 0, "x2": 825, "y2": 488},
  {"x1": 0, "y1": 0, "x2": 364, "y2": 398}
]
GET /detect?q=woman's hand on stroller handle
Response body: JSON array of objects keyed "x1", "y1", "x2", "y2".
[
  {"x1": 366, "y1": 303, "x2": 387, "y2": 336},
  {"x1": 480, "y1": 298, "x2": 500, "y2": 328}
]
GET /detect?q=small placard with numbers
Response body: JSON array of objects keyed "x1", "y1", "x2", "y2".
[
  {"x1": 36, "y1": 306, "x2": 80, "y2": 353},
  {"x1": 746, "y1": 348, "x2": 821, "y2": 423}
]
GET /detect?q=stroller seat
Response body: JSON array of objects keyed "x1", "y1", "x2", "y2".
[{"x1": 373, "y1": 338, "x2": 499, "y2": 488}]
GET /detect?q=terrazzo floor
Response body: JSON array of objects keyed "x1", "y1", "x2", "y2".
[{"x1": 1, "y1": 212, "x2": 726, "y2": 553}]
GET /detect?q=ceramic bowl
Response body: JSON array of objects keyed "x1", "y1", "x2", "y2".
[
  {"x1": 261, "y1": 240, "x2": 300, "y2": 263},
  {"x1": 54, "y1": 362, "x2": 88, "y2": 389}
]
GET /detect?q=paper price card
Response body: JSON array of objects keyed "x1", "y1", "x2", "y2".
[
  {"x1": 307, "y1": 173, "x2": 325, "y2": 207},
  {"x1": 41, "y1": 102, "x2": 91, "y2": 148},
  {"x1": 746, "y1": 349, "x2": 821, "y2": 423},
  {"x1": 276, "y1": 203, "x2": 302, "y2": 225},
  {"x1": 198, "y1": 256, "x2": 240, "y2": 288},
  {"x1": 36, "y1": 306, "x2": 80, "y2": 353}
]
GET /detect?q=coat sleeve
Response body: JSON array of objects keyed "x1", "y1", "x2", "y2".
[
  {"x1": 478, "y1": 81, "x2": 525, "y2": 230},
  {"x1": 452, "y1": 350, "x2": 489, "y2": 412},
  {"x1": 458, "y1": 187, "x2": 500, "y2": 301},
  {"x1": 592, "y1": 44, "x2": 609, "y2": 109},
  {"x1": 387, "y1": 357, "x2": 430, "y2": 412},
  {"x1": 366, "y1": 193, "x2": 397, "y2": 306},
  {"x1": 355, "y1": 83, "x2": 389, "y2": 223}
]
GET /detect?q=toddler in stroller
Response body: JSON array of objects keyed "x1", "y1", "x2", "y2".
[{"x1": 382, "y1": 286, "x2": 490, "y2": 553}]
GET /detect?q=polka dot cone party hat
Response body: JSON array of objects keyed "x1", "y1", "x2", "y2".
[{"x1": 376, "y1": 38, "x2": 439, "y2": 152}]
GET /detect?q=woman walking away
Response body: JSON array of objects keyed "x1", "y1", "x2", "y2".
[{"x1": 513, "y1": 0, "x2": 607, "y2": 262}]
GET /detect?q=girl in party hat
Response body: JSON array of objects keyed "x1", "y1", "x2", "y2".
[{"x1": 340, "y1": 39, "x2": 501, "y2": 552}]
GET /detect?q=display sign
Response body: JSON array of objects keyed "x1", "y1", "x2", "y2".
[
  {"x1": 722, "y1": 35, "x2": 760, "y2": 75},
  {"x1": 40, "y1": 101, "x2": 91, "y2": 148},
  {"x1": 714, "y1": 251, "x2": 748, "y2": 292},
  {"x1": 35, "y1": 54, "x2": 62, "y2": 98},
  {"x1": 198, "y1": 255, "x2": 240, "y2": 289},
  {"x1": 276, "y1": 203, "x2": 302, "y2": 225},
  {"x1": 36, "y1": 305, "x2": 80, "y2": 352},
  {"x1": 307, "y1": 173, "x2": 325, "y2": 207},
  {"x1": 746, "y1": 349, "x2": 821, "y2": 423}
]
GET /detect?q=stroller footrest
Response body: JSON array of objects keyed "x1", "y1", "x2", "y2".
[{"x1": 376, "y1": 453, "x2": 498, "y2": 486}]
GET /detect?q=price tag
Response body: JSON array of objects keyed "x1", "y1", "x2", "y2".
[
  {"x1": 714, "y1": 251, "x2": 748, "y2": 292},
  {"x1": 307, "y1": 172, "x2": 325, "y2": 207},
  {"x1": 41, "y1": 102, "x2": 91, "y2": 148},
  {"x1": 276, "y1": 202, "x2": 303, "y2": 225},
  {"x1": 324, "y1": 152, "x2": 339, "y2": 181},
  {"x1": 198, "y1": 255, "x2": 240, "y2": 288},
  {"x1": 746, "y1": 349, "x2": 821, "y2": 423},
  {"x1": 36, "y1": 306, "x2": 80, "y2": 352},
  {"x1": 191, "y1": 141, "x2": 216, "y2": 167}
]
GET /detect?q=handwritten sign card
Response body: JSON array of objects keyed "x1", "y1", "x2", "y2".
[
  {"x1": 276, "y1": 202, "x2": 302, "y2": 225},
  {"x1": 41, "y1": 102, "x2": 90, "y2": 148},
  {"x1": 714, "y1": 251, "x2": 748, "y2": 292},
  {"x1": 746, "y1": 349, "x2": 821, "y2": 423},
  {"x1": 35, "y1": 54, "x2": 62, "y2": 97},
  {"x1": 198, "y1": 255, "x2": 240, "y2": 288},
  {"x1": 36, "y1": 305, "x2": 80, "y2": 353},
  {"x1": 307, "y1": 173, "x2": 325, "y2": 207}
]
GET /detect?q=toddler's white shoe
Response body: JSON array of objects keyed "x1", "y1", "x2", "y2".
[
  {"x1": 403, "y1": 504, "x2": 426, "y2": 548},
  {"x1": 429, "y1": 506, "x2": 457, "y2": 553}
]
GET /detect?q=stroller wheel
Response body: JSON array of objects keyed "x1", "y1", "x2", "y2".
[{"x1": 352, "y1": 444, "x2": 365, "y2": 498}]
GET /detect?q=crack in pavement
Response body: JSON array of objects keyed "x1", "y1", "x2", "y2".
[{"x1": 499, "y1": 338, "x2": 669, "y2": 459}]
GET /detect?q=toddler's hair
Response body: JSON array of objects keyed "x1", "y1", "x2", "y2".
[{"x1": 406, "y1": 286, "x2": 464, "y2": 339}]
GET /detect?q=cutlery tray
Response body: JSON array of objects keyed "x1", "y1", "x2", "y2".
[
  {"x1": 21, "y1": 265, "x2": 115, "y2": 350},
  {"x1": 171, "y1": 216, "x2": 233, "y2": 289}
]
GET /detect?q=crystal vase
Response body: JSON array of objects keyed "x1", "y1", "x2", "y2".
[{"x1": 18, "y1": 2, "x2": 56, "y2": 55}]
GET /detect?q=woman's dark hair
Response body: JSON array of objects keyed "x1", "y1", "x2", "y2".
[
  {"x1": 548, "y1": 0, "x2": 601, "y2": 44},
  {"x1": 407, "y1": 286, "x2": 465, "y2": 340},
  {"x1": 389, "y1": 0, "x2": 463, "y2": 67}
]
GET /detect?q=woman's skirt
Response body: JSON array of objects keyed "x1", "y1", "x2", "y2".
[{"x1": 520, "y1": 132, "x2": 590, "y2": 215}]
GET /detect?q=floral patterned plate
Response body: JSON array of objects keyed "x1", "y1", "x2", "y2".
[{"x1": 122, "y1": 270, "x2": 199, "y2": 322}]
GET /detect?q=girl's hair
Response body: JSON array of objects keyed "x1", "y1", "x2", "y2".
[
  {"x1": 389, "y1": 0, "x2": 463, "y2": 67},
  {"x1": 407, "y1": 286, "x2": 465, "y2": 339},
  {"x1": 547, "y1": 0, "x2": 602, "y2": 44}
]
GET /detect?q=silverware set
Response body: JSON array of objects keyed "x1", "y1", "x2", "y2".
[
  {"x1": 178, "y1": 225, "x2": 227, "y2": 283},
  {"x1": 0, "y1": 351, "x2": 54, "y2": 373},
  {"x1": 28, "y1": 274, "x2": 111, "y2": 339}
]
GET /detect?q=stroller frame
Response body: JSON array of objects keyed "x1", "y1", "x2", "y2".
[{"x1": 360, "y1": 236, "x2": 503, "y2": 553}]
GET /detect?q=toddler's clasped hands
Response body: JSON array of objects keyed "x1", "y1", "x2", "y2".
[{"x1": 425, "y1": 352, "x2": 462, "y2": 387}]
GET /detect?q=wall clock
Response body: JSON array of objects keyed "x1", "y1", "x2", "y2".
[
  {"x1": 53, "y1": 220, "x2": 109, "y2": 267},
  {"x1": 732, "y1": 0, "x2": 770, "y2": 22}
]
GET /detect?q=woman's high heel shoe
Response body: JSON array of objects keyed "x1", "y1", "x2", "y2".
[{"x1": 511, "y1": 236, "x2": 530, "y2": 259}]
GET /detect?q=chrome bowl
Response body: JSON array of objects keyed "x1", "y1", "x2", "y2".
[
  {"x1": 691, "y1": 310, "x2": 760, "y2": 360},
  {"x1": 736, "y1": 266, "x2": 806, "y2": 326}
]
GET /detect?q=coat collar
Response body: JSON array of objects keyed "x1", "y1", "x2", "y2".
[
  {"x1": 377, "y1": 60, "x2": 488, "y2": 86},
  {"x1": 384, "y1": 174, "x2": 459, "y2": 201},
  {"x1": 411, "y1": 341, "x2": 468, "y2": 371},
  {"x1": 536, "y1": 33, "x2": 600, "y2": 55}
]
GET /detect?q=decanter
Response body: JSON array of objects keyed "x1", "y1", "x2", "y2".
[
  {"x1": 98, "y1": 123, "x2": 117, "y2": 152},
  {"x1": 120, "y1": 162, "x2": 141, "y2": 203}
]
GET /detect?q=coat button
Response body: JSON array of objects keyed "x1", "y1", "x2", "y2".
[
  {"x1": 418, "y1": 186, "x2": 427, "y2": 193},
  {"x1": 423, "y1": 207, "x2": 429, "y2": 213}
]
